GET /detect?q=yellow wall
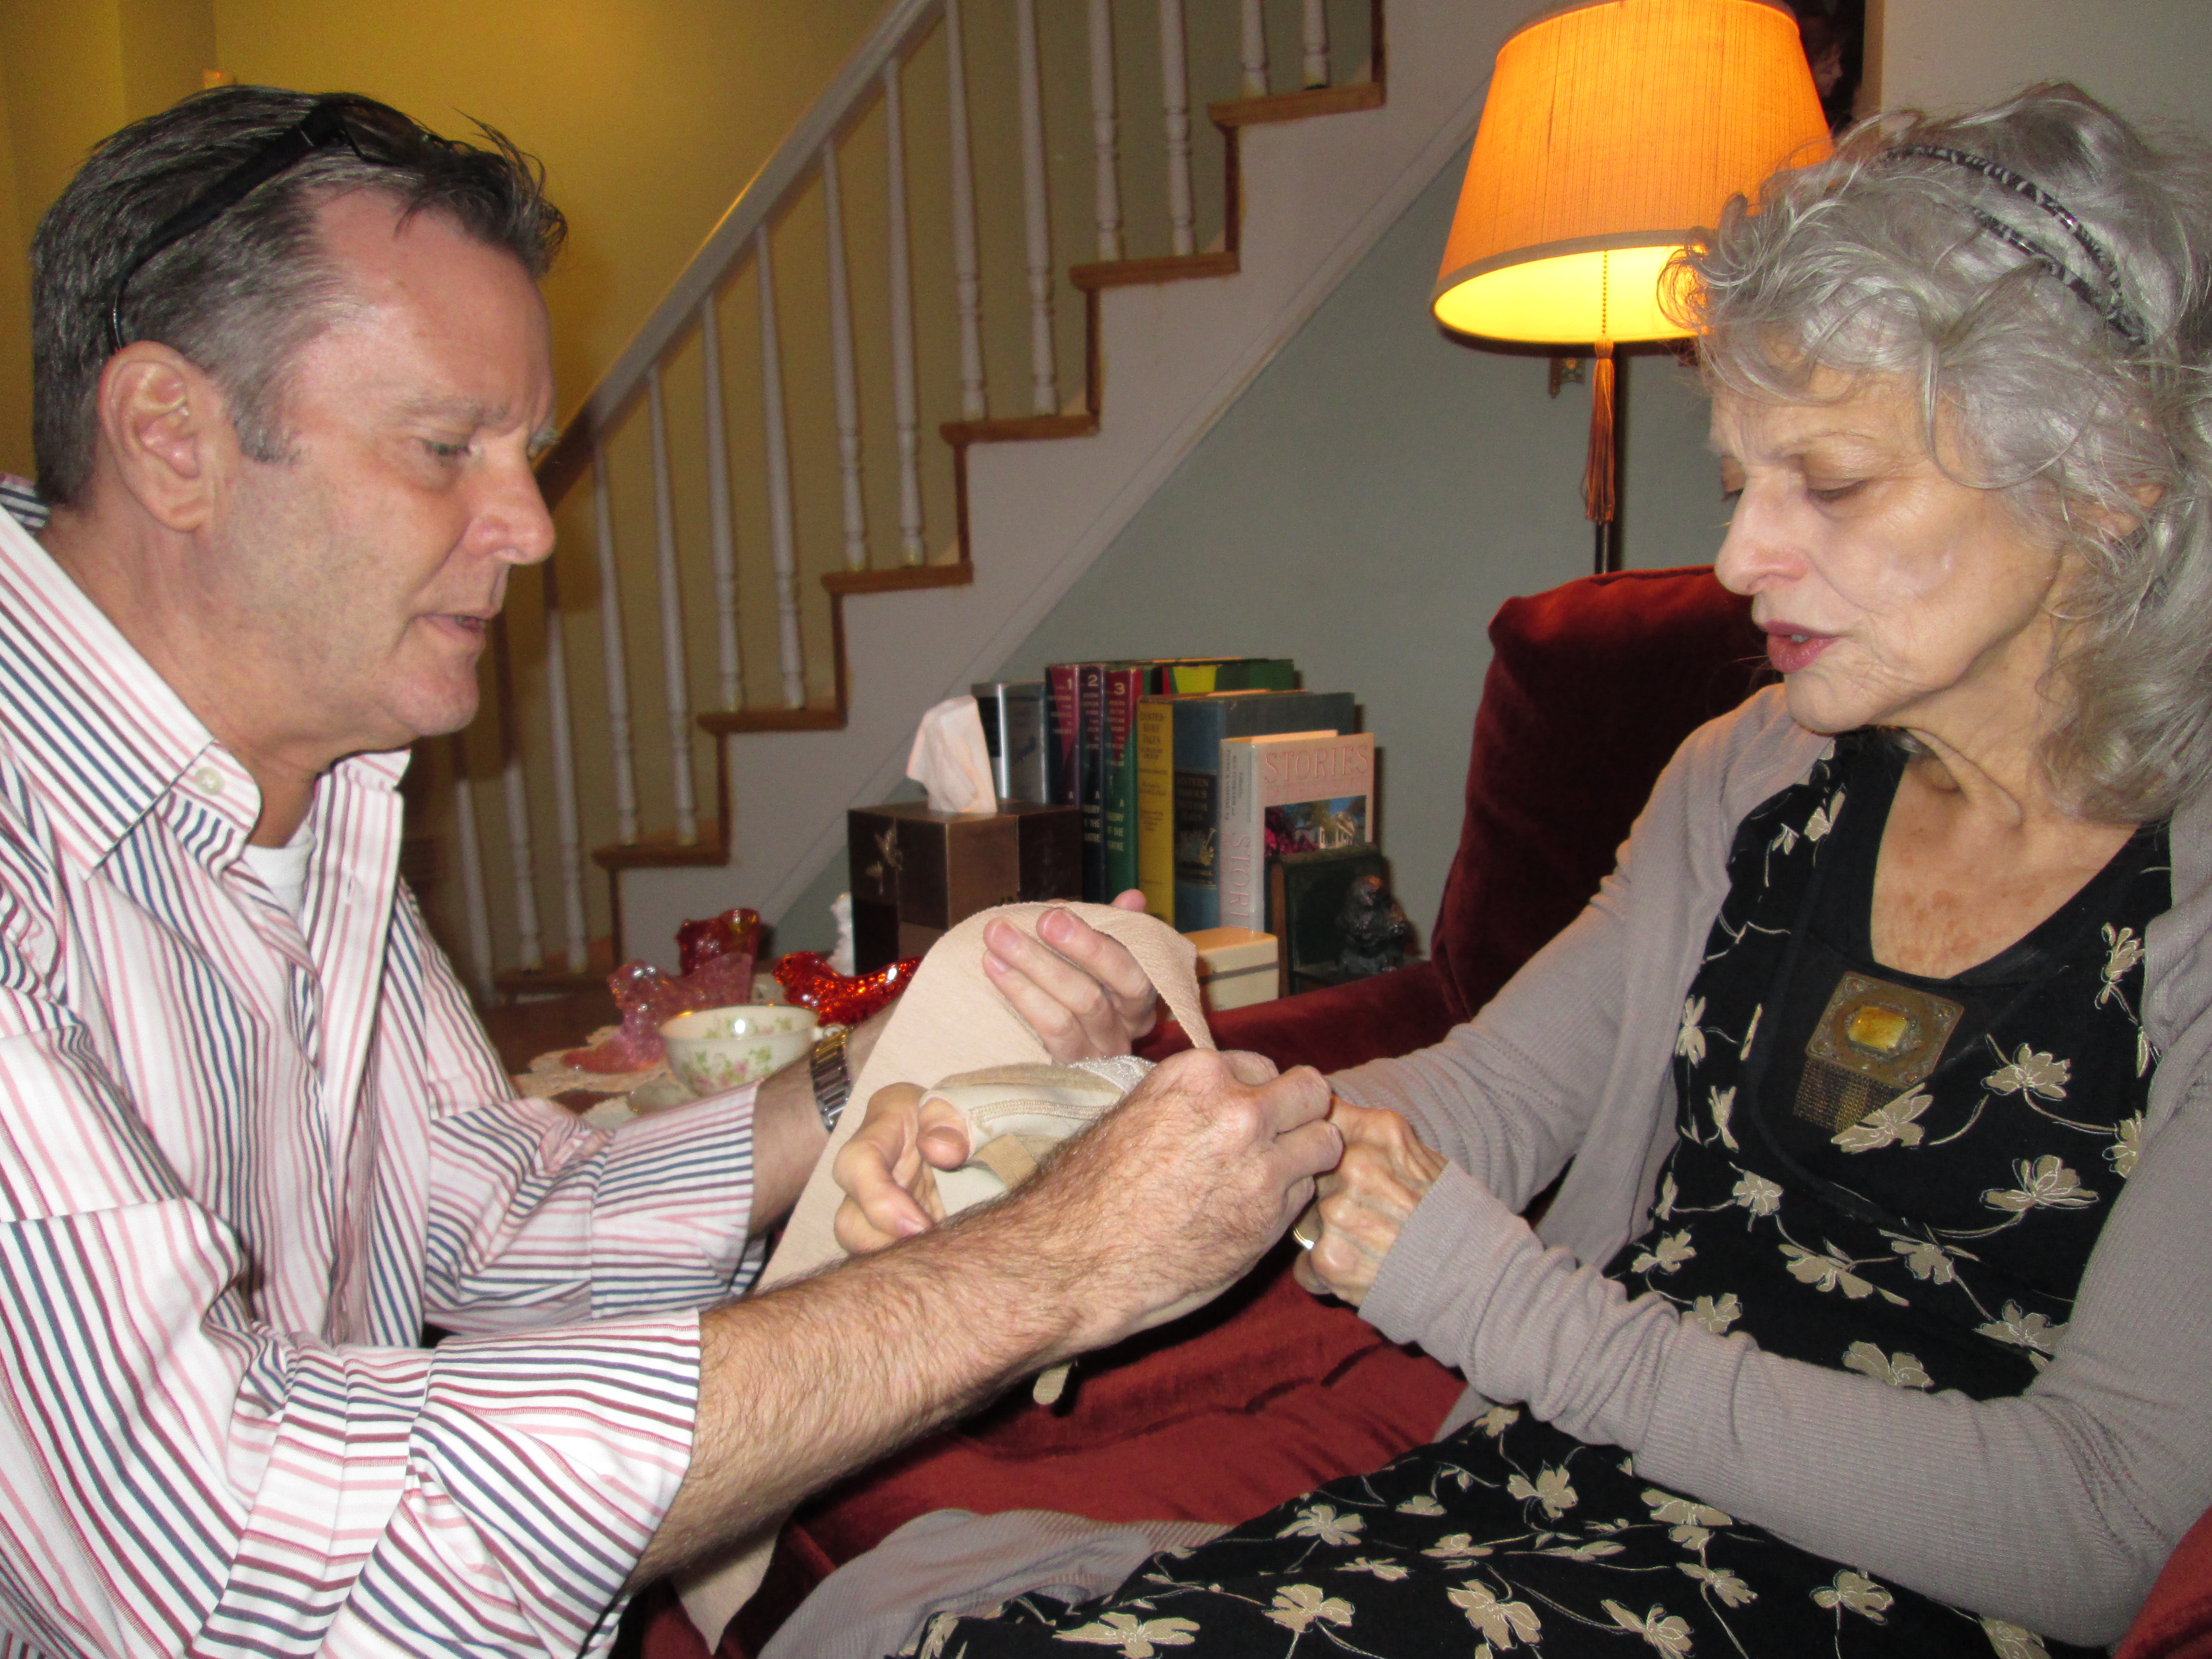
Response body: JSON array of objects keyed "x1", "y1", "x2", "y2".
[{"x1": 0, "y1": 0, "x2": 888, "y2": 478}]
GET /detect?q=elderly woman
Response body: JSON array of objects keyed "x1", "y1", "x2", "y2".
[{"x1": 831, "y1": 83, "x2": 2212, "y2": 1655}]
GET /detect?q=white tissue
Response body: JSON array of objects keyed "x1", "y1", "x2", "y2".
[{"x1": 905, "y1": 694, "x2": 998, "y2": 814}]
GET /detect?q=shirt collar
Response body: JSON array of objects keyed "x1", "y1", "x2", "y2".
[{"x1": 0, "y1": 512, "x2": 406, "y2": 866}]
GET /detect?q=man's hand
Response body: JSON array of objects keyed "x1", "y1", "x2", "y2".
[
  {"x1": 984, "y1": 890, "x2": 1160, "y2": 1060},
  {"x1": 832, "y1": 1082, "x2": 971, "y2": 1252},
  {"x1": 1020, "y1": 1048, "x2": 1340, "y2": 1355},
  {"x1": 1293, "y1": 1097, "x2": 1447, "y2": 1307},
  {"x1": 637, "y1": 1048, "x2": 1338, "y2": 1578}
]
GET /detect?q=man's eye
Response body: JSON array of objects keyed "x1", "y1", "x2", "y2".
[{"x1": 423, "y1": 439, "x2": 470, "y2": 461}]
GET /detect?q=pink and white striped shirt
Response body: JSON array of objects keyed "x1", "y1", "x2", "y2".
[{"x1": 0, "y1": 514, "x2": 761, "y2": 1656}]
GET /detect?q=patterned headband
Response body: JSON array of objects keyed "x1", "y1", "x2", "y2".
[{"x1": 1887, "y1": 143, "x2": 2150, "y2": 349}]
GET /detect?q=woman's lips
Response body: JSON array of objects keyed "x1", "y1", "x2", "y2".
[{"x1": 1762, "y1": 624, "x2": 1837, "y2": 673}]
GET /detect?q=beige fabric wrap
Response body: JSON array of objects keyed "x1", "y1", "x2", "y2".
[{"x1": 677, "y1": 902, "x2": 1213, "y2": 1640}]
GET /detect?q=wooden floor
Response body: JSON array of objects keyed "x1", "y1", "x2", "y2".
[{"x1": 480, "y1": 988, "x2": 619, "y2": 1076}]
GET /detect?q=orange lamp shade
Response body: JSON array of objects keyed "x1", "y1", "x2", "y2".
[{"x1": 1432, "y1": 0, "x2": 1833, "y2": 345}]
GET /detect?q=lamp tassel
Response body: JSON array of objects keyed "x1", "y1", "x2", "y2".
[{"x1": 1582, "y1": 338, "x2": 1616, "y2": 525}]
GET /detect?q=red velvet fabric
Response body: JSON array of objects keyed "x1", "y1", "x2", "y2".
[
  {"x1": 1429, "y1": 566, "x2": 1769, "y2": 1023},
  {"x1": 2122, "y1": 1507, "x2": 2212, "y2": 1659},
  {"x1": 631, "y1": 566, "x2": 1774, "y2": 1656}
]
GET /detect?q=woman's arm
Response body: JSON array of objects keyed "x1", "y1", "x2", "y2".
[{"x1": 1357, "y1": 1081, "x2": 2212, "y2": 1646}]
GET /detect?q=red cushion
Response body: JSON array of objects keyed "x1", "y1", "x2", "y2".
[
  {"x1": 2121, "y1": 1507, "x2": 2212, "y2": 1659},
  {"x1": 1428, "y1": 566, "x2": 1768, "y2": 1023}
]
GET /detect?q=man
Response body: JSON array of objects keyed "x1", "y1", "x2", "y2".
[{"x1": 5, "y1": 86, "x2": 1335, "y2": 1655}]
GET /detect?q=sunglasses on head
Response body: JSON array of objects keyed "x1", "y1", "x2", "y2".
[{"x1": 106, "y1": 96, "x2": 417, "y2": 355}]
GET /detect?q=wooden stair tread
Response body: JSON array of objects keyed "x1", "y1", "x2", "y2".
[
  {"x1": 823, "y1": 564, "x2": 973, "y2": 597},
  {"x1": 1210, "y1": 81, "x2": 1384, "y2": 128},
  {"x1": 940, "y1": 412, "x2": 1100, "y2": 446},
  {"x1": 701, "y1": 705, "x2": 845, "y2": 734},
  {"x1": 592, "y1": 821, "x2": 728, "y2": 870},
  {"x1": 1070, "y1": 250, "x2": 1239, "y2": 291}
]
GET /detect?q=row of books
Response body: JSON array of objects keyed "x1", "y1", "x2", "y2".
[{"x1": 978, "y1": 658, "x2": 1373, "y2": 931}]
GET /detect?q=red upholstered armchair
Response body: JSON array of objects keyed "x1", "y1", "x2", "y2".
[{"x1": 640, "y1": 565, "x2": 1771, "y2": 1655}]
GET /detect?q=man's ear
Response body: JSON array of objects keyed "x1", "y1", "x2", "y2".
[{"x1": 95, "y1": 344, "x2": 231, "y2": 532}]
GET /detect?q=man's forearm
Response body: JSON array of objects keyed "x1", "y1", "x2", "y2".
[{"x1": 632, "y1": 1189, "x2": 1081, "y2": 1580}]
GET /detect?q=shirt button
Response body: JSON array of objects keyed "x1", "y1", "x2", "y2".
[{"x1": 192, "y1": 766, "x2": 223, "y2": 793}]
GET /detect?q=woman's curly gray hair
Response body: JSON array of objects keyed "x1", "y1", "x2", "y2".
[{"x1": 1674, "y1": 83, "x2": 2212, "y2": 822}]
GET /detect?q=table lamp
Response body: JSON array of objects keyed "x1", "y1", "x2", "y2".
[{"x1": 1433, "y1": 0, "x2": 1832, "y2": 570}]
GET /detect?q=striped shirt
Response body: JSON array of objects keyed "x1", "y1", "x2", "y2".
[{"x1": 0, "y1": 513, "x2": 762, "y2": 1656}]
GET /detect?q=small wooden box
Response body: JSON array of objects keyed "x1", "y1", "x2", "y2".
[
  {"x1": 1184, "y1": 926, "x2": 1280, "y2": 1013},
  {"x1": 848, "y1": 801, "x2": 1082, "y2": 972}
]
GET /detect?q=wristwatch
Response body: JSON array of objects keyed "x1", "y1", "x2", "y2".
[{"x1": 809, "y1": 1023, "x2": 853, "y2": 1133}]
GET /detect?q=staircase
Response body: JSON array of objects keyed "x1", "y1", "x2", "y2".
[{"x1": 415, "y1": 0, "x2": 1507, "y2": 994}]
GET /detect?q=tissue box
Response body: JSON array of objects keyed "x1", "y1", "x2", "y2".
[
  {"x1": 1184, "y1": 926, "x2": 1279, "y2": 1013},
  {"x1": 848, "y1": 802, "x2": 1082, "y2": 972}
]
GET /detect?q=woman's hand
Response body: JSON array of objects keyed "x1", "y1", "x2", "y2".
[
  {"x1": 831, "y1": 1082, "x2": 972, "y2": 1252},
  {"x1": 984, "y1": 890, "x2": 1161, "y2": 1061},
  {"x1": 1294, "y1": 1098, "x2": 1447, "y2": 1307}
]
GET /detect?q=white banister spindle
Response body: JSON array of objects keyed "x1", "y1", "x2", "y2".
[
  {"x1": 590, "y1": 445, "x2": 640, "y2": 844},
  {"x1": 537, "y1": 565, "x2": 590, "y2": 973},
  {"x1": 698, "y1": 298, "x2": 745, "y2": 709},
  {"x1": 645, "y1": 365, "x2": 700, "y2": 842},
  {"x1": 1016, "y1": 0, "x2": 1058, "y2": 412},
  {"x1": 1157, "y1": 0, "x2": 1195, "y2": 257},
  {"x1": 1301, "y1": 0, "x2": 1329, "y2": 88},
  {"x1": 944, "y1": 0, "x2": 986, "y2": 421},
  {"x1": 820, "y1": 141, "x2": 869, "y2": 571},
  {"x1": 448, "y1": 736, "x2": 494, "y2": 998},
  {"x1": 882, "y1": 63, "x2": 926, "y2": 564},
  {"x1": 499, "y1": 733, "x2": 542, "y2": 973},
  {"x1": 756, "y1": 225, "x2": 806, "y2": 707},
  {"x1": 1087, "y1": 0, "x2": 1122, "y2": 261},
  {"x1": 1239, "y1": 0, "x2": 1268, "y2": 96}
]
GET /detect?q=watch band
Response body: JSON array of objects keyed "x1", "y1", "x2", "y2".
[{"x1": 809, "y1": 1024, "x2": 853, "y2": 1133}]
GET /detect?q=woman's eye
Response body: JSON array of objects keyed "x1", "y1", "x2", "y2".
[{"x1": 1809, "y1": 479, "x2": 1866, "y2": 504}]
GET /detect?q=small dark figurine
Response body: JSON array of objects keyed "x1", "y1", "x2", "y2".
[{"x1": 1335, "y1": 874, "x2": 1412, "y2": 978}]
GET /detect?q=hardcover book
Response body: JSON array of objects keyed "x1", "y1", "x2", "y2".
[
  {"x1": 1138, "y1": 689, "x2": 1357, "y2": 930},
  {"x1": 1217, "y1": 731, "x2": 1375, "y2": 935}
]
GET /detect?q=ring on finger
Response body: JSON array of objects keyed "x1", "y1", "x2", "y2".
[{"x1": 1291, "y1": 1200, "x2": 1324, "y2": 1251}]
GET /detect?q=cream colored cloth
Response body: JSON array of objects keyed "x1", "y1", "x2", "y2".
[{"x1": 676, "y1": 902, "x2": 1214, "y2": 1642}]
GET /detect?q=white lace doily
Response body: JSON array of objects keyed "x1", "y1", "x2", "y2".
[{"x1": 511, "y1": 1027, "x2": 669, "y2": 1100}]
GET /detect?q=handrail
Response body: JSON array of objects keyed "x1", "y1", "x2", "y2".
[{"x1": 535, "y1": 0, "x2": 942, "y2": 507}]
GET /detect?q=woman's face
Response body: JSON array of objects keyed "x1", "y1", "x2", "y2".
[{"x1": 1711, "y1": 370, "x2": 2069, "y2": 744}]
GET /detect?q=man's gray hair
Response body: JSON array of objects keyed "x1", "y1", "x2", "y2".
[
  {"x1": 1675, "y1": 83, "x2": 2212, "y2": 823},
  {"x1": 32, "y1": 84, "x2": 565, "y2": 507}
]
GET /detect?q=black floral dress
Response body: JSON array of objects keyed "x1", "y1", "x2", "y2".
[{"x1": 924, "y1": 734, "x2": 2166, "y2": 1659}]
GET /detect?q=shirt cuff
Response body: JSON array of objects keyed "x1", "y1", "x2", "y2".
[
  {"x1": 592, "y1": 1082, "x2": 761, "y2": 1317},
  {"x1": 337, "y1": 1308, "x2": 701, "y2": 1656}
]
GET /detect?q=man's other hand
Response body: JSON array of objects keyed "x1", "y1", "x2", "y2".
[
  {"x1": 984, "y1": 891, "x2": 1160, "y2": 1061},
  {"x1": 833, "y1": 1082, "x2": 971, "y2": 1252}
]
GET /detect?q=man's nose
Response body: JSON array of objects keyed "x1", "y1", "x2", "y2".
[{"x1": 476, "y1": 458, "x2": 556, "y2": 566}]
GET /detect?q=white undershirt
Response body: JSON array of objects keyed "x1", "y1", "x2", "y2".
[{"x1": 240, "y1": 824, "x2": 314, "y2": 918}]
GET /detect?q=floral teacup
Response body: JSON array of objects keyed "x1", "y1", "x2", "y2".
[{"x1": 659, "y1": 1004, "x2": 818, "y2": 1098}]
